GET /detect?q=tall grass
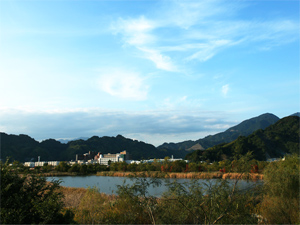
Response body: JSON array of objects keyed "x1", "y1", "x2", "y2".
[
  {"x1": 60, "y1": 186, "x2": 87, "y2": 208},
  {"x1": 61, "y1": 178, "x2": 261, "y2": 224}
]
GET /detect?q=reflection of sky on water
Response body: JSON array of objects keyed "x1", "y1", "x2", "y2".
[{"x1": 46, "y1": 176, "x2": 263, "y2": 197}]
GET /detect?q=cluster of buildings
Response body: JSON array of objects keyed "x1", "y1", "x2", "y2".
[
  {"x1": 23, "y1": 150, "x2": 186, "y2": 168},
  {"x1": 24, "y1": 161, "x2": 60, "y2": 167},
  {"x1": 75, "y1": 150, "x2": 130, "y2": 165}
]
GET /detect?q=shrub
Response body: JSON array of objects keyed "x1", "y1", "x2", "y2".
[
  {"x1": 259, "y1": 154, "x2": 300, "y2": 224},
  {"x1": 0, "y1": 159, "x2": 75, "y2": 224}
]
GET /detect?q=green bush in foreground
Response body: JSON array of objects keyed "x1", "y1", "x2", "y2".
[
  {"x1": 259, "y1": 154, "x2": 300, "y2": 224},
  {"x1": 0, "y1": 160, "x2": 75, "y2": 224}
]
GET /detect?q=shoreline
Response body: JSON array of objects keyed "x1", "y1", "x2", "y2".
[{"x1": 40, "y1": 171, "x2": 264, "y2": 180}]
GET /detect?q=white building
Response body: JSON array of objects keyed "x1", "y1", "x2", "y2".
[
  {"x1": 98, "y1": 151, "x2": 127, "y2": 165},
  {"x1": 24, "y1": 162, "x2": 35, "y2": 168},
  {"x1": 24, "y1": 161, "x2": 60, "y2": 167},
  {"x1": 35, "y1": 161, "x2": 45, "y2": 167},
  {"x1": 48, "y1": 161, "x2": 60, "y2": 166}
]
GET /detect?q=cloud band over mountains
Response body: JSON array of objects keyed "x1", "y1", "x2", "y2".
[{"x1": 0, "y1": 108, "x2": 234, "y2": 146}]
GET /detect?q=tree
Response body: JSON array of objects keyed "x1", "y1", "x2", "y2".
[
  {"x1": 0, "y1": 159, "x2": 74, "y2": 224},
  {"x1": 171, "y1": 160, "x2": 187, "y2": 172},
  {"x1": 68, "y1": 163, "x2": 80, "y2": 173},
  {"x1": 55, "y1": 161, "x2": 70, "y2": 172}
]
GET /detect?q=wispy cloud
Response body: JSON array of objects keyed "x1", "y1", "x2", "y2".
[
  {"x1": 222, "y1": 84, "x2": 230, "y2": 97},
  {"x1": 110, "y1": 0, "x2": 299, "y2": 69},
  {"x1": 111, "y1": 16, "x2": 178, "y2": 72},
  {"x1": 111, "y1": 16, "x2": 156, "y2": 46},
  {"x1": 137, "y1": 47, "x2": 178, "y2": 72},
  {"x1": 97, "y1": 69, "x2": 149, "y2": 101}
]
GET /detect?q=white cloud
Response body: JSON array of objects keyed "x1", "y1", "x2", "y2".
[
  {"x1": 222, "y1": 84, "x2": 229, "y2": 97},
  {"x1": 111, "y1": 16, "x2": 178, "y2": 72},
  {"x1": 137, "y1": 47, "x2": 178, "y2": 72},
  {"x1": 111, "y1": 16, "x2": 156, "y2": 46},
  {"x1": 97, "y1": 69, "x2": 149, "y2": 101},
  {"x1": 186, "y1": 40, "x2": 233, "y2": 62},
  {"x1": 163, "y1": 0, "x2": 234, "y2": 29},
  {"x1": 111, "y1": 0, "x2": 299, "y2": 68}
]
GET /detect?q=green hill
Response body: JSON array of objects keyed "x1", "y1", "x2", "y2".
[
  {"x1": 158, "y1": 113, "x2": 280, "y2": 151},
  {"x1": 0, "y1": 133, "x2": 188, "y2": 162},
  {"x1": 185, "y1": 116, "x2": 300, "y2": 162}
]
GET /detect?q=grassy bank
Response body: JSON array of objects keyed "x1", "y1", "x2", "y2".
[{"x1": 96, "y1": 171, "x2": 264, "y2": 180}]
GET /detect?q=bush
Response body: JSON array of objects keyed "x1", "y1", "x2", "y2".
[
  {"x1": 259, "y1": 154, "x2": 300, "y2": 224},
  {"x1": 0, "y1": 159, "x2": 75, "y2": 224}
]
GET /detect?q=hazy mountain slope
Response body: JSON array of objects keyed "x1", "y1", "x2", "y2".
[
  {"x1": 185, "y1": 116, "x2": 300, "y2": 162},
  {"x1": 290, "y1": 112, "x2": 300, "y2": 117},
  {"x1": 158, "y1": 113, "x2": 280, "y2": 151}
]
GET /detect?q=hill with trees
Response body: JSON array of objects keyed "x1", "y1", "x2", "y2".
[
  {"x1": 0, "y1": 133, "x2": 188, "y2": 162},
  {"x1": 158, "y1": 113, "x2": 280, "y2": 151},
  {"x1": 185, "y1": 116, "x2": 300, "y2": 162}
]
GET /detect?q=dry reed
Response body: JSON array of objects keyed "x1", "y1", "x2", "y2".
[
  {"x1": 60, "y1": 186, "x2": 87, "y2": 208},
  {"x1": 97, "y1": 171, "x2": 263, "y2": 180}
]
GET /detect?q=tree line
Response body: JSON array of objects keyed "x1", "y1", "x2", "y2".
[{"x1": 11, "y1": 152, "x2": 269, "y2": 175}]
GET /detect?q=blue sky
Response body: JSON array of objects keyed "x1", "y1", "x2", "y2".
[{"x1": 0, "y1": 0, "x2": 299, "y2": 146}]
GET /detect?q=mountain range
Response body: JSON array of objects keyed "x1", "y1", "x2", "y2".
[
  {"x1": 1, "y1": 112, "x2": 299, "y2": 162},
  {"x1": 158, "y1": 113, "x2": 280, "y2": 151},
  {"x1": 0, "y1": 133, "x2": 189, "y2": 162},
  {"x1": 185, "y1": 115, "x2": 300, "y2": 162}
]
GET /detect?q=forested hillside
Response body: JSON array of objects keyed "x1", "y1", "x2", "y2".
[
  {"x1": 185, "y1": 116, "x2": 300, "y2": 162},
  {"x1": 158, "y1": 113, "x2": 280, "y2": 151},
  {"x1": 0, "y1": 134, "x2": 188, "y2": 162}
]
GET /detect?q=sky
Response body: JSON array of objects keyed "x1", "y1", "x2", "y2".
[{"x1": 0, "y1": 0, "x2": 299, "y2": 146}]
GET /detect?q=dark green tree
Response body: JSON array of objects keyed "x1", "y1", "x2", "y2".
[
  {"x1": 55, "y1": 161, "x2": 71, "y2": 172},
  {"x1": 0, "y1": 160, "x2": 75, "y2": 224}
]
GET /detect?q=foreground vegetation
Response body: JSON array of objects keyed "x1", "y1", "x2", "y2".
[{"x1": 1, "y1": 154, "x2": 299, "y2": 224}]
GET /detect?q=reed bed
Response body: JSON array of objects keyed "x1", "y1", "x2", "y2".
[
  {"x1": 60, "y1": 186, "x2": 88, "y2": 208},
  {"x1": 97, "y1": 171, "x2": 264, "y2": 180},
  {"x1": 221, "y1": 172, "x2": 264, "y2": 180},
  {"x1": 40, "y1": 172, "x2": 79, "y2": 177}
]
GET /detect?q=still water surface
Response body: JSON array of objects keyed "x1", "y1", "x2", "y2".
[{"x1": 47, "y1": 176, "x2": 262, "y2": 197}]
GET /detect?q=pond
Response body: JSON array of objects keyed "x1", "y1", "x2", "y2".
[{"x1": 47, "y1": 175, "x2": 263, "y2": 197}]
